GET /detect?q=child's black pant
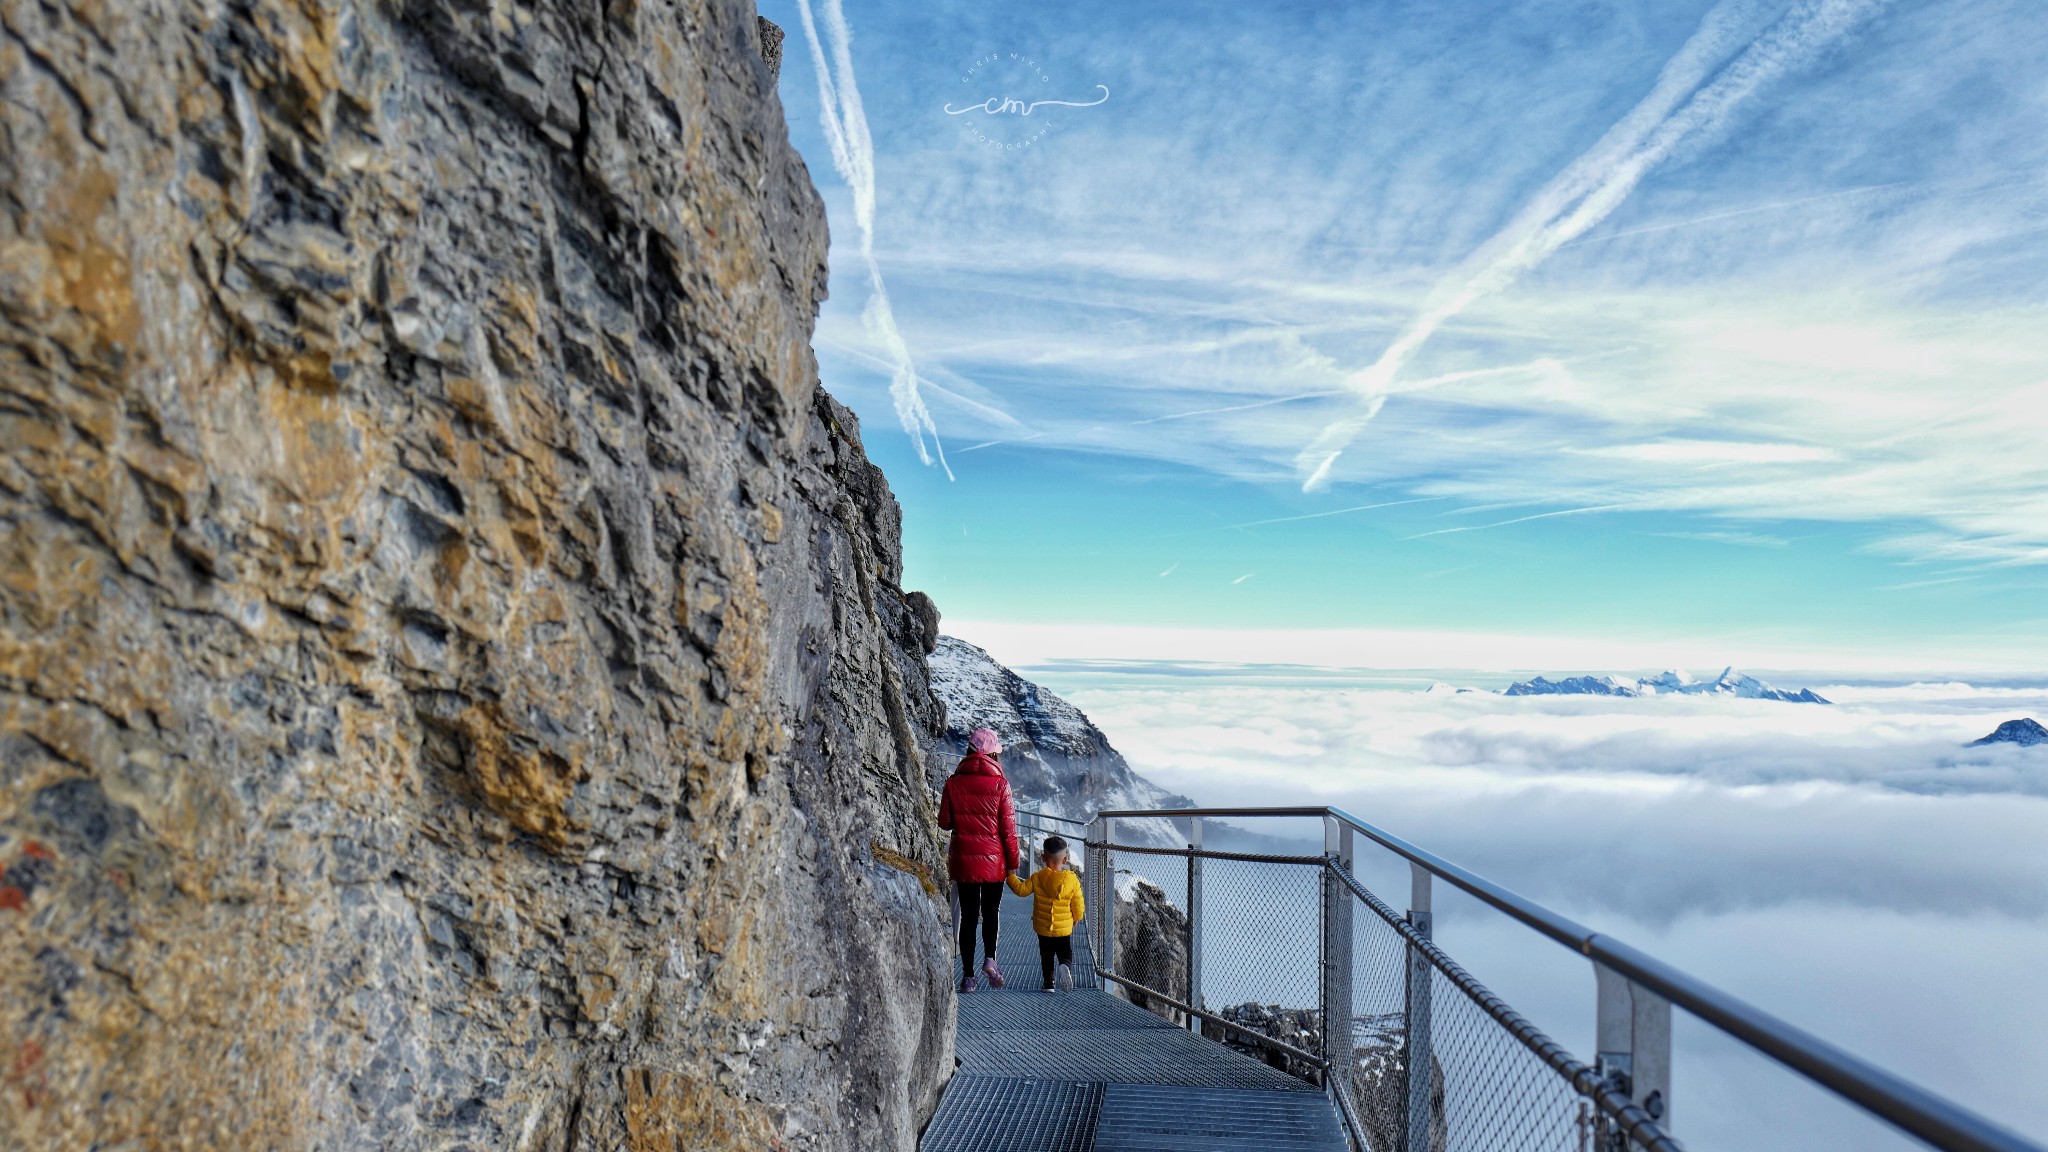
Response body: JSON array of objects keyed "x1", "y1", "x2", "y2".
[{"x1": 1038, "y1": 934, "x2": 1073, "y2": 988}]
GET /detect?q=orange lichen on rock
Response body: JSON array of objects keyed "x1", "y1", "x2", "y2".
[{"x1": 622, "y1": 1067, "x2": 780, "y2": 1152}]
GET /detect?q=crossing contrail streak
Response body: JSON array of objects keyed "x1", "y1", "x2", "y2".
[
  {"x1": 795, "y1": 0, "x2": 952, "y2": 478},
  {"x1": 1298, "y1": 0, "x2": 1887, "y2": 493},
  {"x1": 1405, "y1": 504, "x2": 1633, "y2": 539}
]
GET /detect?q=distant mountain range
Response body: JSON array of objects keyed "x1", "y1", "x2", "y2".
[
  {"x1": 1500, "y1": 667, "x2": 1830, "y2": 703},
  {"x1": 1970, "y1": 718, "x2": 2047, "y2": 747}
]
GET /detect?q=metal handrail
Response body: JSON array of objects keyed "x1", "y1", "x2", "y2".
[
  {"x1": 1016, "y1": 806, "x2": 1090, "y2": 829},
  {"x1": 1094, "y1": 805, "x2": 2047, "y2": 1152}
]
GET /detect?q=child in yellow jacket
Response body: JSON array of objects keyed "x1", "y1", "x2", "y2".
[{"x1": 1007, "y1": 835, "x2": 1086, "y2": 992}]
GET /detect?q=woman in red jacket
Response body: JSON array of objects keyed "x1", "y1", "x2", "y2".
[{"x1": 937, "y1": 727, "x2": 1020, "y2": 992}]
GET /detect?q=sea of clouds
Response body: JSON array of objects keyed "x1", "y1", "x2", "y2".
[{"x1": 1031, "y1": 666, "x2": 2048, "y2": 1151}]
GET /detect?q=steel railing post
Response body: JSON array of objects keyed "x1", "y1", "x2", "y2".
[
  {"x1": 1098, "y1": 816, "x2": 1117, "y2": 988},
  {"x1": 1322, "y1": 816, "x2": 1354, "y2": 1081},
  {"x1": 1405, "y1": 861, "x2": 1435, "y2": 1152},
  {"x1": 1596, "y1": 965, "x2": 1672, "y2": 1149},
  {"x1": 1086, "y1": 817, "x2": 1102, "y2": 973},
  {"x1": 1187, "y1": 816, "x2": 1204, "y2": 1034}
]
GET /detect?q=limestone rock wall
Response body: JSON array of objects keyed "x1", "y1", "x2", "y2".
[{"x1": 0, "y1": 0, "x2": 954, "y2": 1148}]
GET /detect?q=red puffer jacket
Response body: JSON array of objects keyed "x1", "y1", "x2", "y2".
[{"x1": 937, "y1": 751, "x2": 1019, "y2": 883}]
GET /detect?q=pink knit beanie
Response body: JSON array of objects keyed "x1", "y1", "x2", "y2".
[{"x1": 968, "y1": 728, "x2": 1002, "y2": 756}]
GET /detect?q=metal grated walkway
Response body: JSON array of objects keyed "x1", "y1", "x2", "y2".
[{"x1": 921, "y1": 890, "x2": 1349, "y2": 1152}]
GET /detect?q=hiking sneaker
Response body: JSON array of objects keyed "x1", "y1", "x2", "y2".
[
  {"x1": 1056, "y1": 963, "x2": 1074, "y2": 992},
  {"x1": 982, "y1": 957, "x2": 1006, "y2": 989},
  {"x1": 957, "y1": 975, "x2": 977, "y2": 994},
  {"x1": 1041, "y1": 985, "x2": 1057, "y2": 994}
]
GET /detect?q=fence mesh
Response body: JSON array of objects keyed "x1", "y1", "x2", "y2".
[
  {"x1": 1103, "y1": 844, "x2": 1193, "y2": 1024},
  {"x1": 1197, "y1": 856, "x2": 1324, "y2": 1014},
  {"x1": 1333, "y1": 887, "x2": 1593, "y2": 1152},
  {"x1": 1332, "y1": 864, "x2": 1676, "y2": 1152},
  {"x1": 1094, "y1": 824, "x2": 1678, "y2": 1152}
]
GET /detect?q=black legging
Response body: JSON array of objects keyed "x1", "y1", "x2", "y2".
[{"x1": 956, "y1": 882, "x2": 1005, "y2": 977}]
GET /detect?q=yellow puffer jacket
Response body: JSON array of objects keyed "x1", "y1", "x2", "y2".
[{"x1": 1005, "y1": 867, "x2": 1085, "y2": 937}]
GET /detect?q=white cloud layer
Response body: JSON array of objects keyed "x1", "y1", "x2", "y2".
[{"x1": 1032, "y1": 664, "x2": 2048, "y2": 1145}]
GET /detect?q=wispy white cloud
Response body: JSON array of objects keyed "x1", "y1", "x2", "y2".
[
  {"x1": 1564, "y1": 180, "x2": 1906, "y2": 247},
  {"x1": 1228, "y1": 497, "x2": 1441, "y2": 530},
  {"x1": 1130, "y1": 390, "x2": 1343, "y2": 426},
  {"x1": 1298, "y1": 0, "x2": 1891, "y2": 490},
  {"x1": 1406, "y1": 503, "x2": 1633, "y2": 539},
  {"x1": 778, "y1": 0, "x2": 2048, "y2": 586},
  {"x1": 1881, "y1": 574, "x2": 1980, "y2": 591},
  {"x1": 794, "y1": 0, "x2": 950, "y2": 476},
  {"x1": 1654, "y1": 530, "x2": 1791, "y2": 547},
  {"x1": 1585, "y1": 440, "x2": 1839, "y2": 464}
]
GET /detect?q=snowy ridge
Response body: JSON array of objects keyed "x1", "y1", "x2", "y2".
[
  {"x1": 1498, "y1": 666, "x2": 1830, "y2": 703},
  {"x1": 929, "y1": 636, "x2": 1193, "y2": 849}
]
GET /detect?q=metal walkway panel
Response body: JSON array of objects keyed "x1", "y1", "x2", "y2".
[
  {"x1": 988, "y1": 890, "x2": 1098, "y2": 990},
  {"x1": 919, "y1": 1076, "x2": 1103, "y2": 1152},
  {"x1": 1093, "y1": 1082, "x2": 1351, "y2": 1152},
  {"x1": 958, "y1": 988, "x2": 1178, "y2": 1031},
  {"x1": 923, "y1": 882, "x2": 1348, "y2": 1152},
  {"x1": 956, "y1": 1015, "x2": 1315, "y2": 1091}
]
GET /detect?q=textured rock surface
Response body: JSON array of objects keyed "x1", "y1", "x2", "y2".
[
  {"x1": 0, "y1": 1, "x2": 952, "y2": 1149},
  {"x1": 928, "y1": 636, "x2": 1190, "y2": 837},
  {"x1": 1112, "y1": 878, "x2": 1188, "y2": 1026},
  {"x1": 1338, "y1": 1013, "x2": 1447, "y2": 1152},
  {"x1": 1203, "y1": 1002, "x2": 1322, "y2": 1080}
]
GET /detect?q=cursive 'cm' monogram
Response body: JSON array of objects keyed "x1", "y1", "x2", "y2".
[{"x1": 945, "y1": 85, "x2": 1110, "y2": 116}]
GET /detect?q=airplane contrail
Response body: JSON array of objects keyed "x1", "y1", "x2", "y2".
[
  {"x1": 796, "y1": 0, "x2": 953, "y2": 478},
  {"x1": 1228, "y1": 497, "x2": 1441, "y2": 530},
  {"x1": 1406, "y1": 504, "x2": 1633, "y2": 539},
  {"x1": 1298, "y1": 0, "x2": 1888, "y2": 492}
]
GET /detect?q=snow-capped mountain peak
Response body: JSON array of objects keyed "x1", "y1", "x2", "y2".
[
  {"x1": 1643, "y1": 669, "x2": 1697, "y2": 692},
  {"x1": 927, "y1": 636, "x2": 1193, "y2": 843},
  {"x1": 1499, "y1": 667, "x2": 1829, "y2": 703}
]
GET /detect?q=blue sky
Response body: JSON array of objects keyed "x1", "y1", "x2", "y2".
[{"x1": 763, "y1": 0, "x2": 2048, "y2": 672}]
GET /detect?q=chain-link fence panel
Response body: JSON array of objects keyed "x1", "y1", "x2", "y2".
[
  {"x1": 1079, "y1": 813, "x2": 2003, "y2": 1152},
  {"x1": 1105, "y1": 843, "x2": 1193, "y2": 1024},
  {"x1": 1196, "y1": 856, "x2": 1324, "y2": 1013},
  {"x1": 1331, "y1": 864, "x2": 1678, "y2": 1152},
  {"x1": 1098, "y1": 836, "x2": 1331, "y2": 1073},
  {"x1": 1334, "y1": 885, "x2": 1417, "y2": 1147}
]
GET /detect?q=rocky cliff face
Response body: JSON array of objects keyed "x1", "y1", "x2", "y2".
[
  {"x1": 928, "y1": 636, "x2": 1191, "y2": 829},
  {"x1": 1112, "y1": 878, "x2": 1189, "y2": 1026},
  {"x1": 0, "y1": 2, "x2": 952, "y2": 1149}
]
